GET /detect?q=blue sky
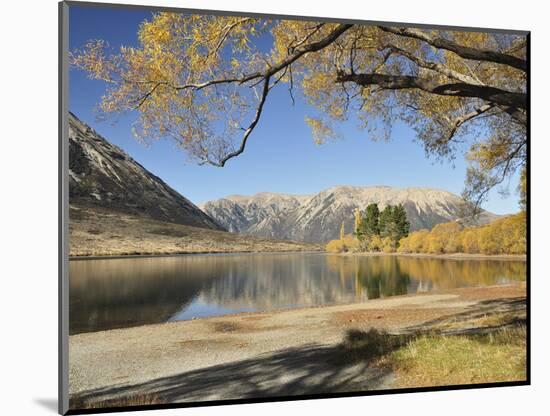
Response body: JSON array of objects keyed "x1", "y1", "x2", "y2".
[{"x1": 68, "y1": 5, "x2": 521, "y2": 214}]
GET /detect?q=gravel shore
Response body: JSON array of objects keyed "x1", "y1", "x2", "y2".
[{"x1": 69, "y1": 284, "x2": 526, "y2": 406}]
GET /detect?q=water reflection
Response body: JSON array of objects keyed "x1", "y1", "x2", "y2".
[{"x1": 69, "y1": 253, "x2": 525, "y2": 334}]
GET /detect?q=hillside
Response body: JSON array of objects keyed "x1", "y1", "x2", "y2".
[
  {"x1": 69, "y1": 205, "x2": 322, "y2": 257},
  {"x1": 202, "y1": 186, "x2": 499, "y2": 243},
  {"x1": 68, "y1": 113, "x2": 320, "y2": 255},
  {"x1": 69, "y1": 112, "x2": 222, "y2": 230}
]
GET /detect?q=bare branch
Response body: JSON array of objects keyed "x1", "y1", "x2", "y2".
[
  {"x1": 443, "y1": 104, "x2": 494, "y2": 144},
  {"x1": 288, "y1": 64, "x2": 296, "y2": 105},
  {"x1": 203, "y1": 76, "x2": 272, "y2": 167}
]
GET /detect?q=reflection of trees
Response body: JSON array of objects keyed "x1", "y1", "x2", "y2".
[
  {"x1": 396, "y1": 257, "x2": 526, "y2": 289},
  {"x1": 71, "y1": 254, "x2": 373, "y2": 334},
  {"x1": 326, "y1": 255, "x2": 526, "y2": 296},
  {"x1": 327, "y1": 256, "x2": 410, "y2": 299},
  {"x1": 71, "y1": 254, "x2": 526, "y2": 334}
]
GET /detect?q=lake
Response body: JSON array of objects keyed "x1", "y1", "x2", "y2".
[{"x1": 69, "y1": 253, "x2": 526, "y2": 334}]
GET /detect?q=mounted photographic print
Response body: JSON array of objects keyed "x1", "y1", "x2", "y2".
[{"x1": 59, "y1": 1, "x2": 529, "y2": 414}]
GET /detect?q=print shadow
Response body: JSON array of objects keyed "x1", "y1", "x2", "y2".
[{"x1": 33, "y1": 398, "x2": 58, "y2": 413}]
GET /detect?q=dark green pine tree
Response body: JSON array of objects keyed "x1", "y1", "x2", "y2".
[
  {"x1": 379, "y1": 205, "x2": 395, "y2": 238},
  {"x1": 358, "y1": 203, "x2": 380, "y2": 240},
  {"x1": 392, "y1": 204, "x2": 410, "y2": 243}
]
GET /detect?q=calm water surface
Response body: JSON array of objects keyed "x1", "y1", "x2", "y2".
[{"x1": 69, "y1": 253, "x2": 525, "y2": 334}]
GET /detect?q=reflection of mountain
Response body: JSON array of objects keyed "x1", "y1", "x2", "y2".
[
  {"x1": 203, "y1": 187, "x2": 500, "y2": 243},
  {"x1": 71, "y1": 254, "x2": 526, "y2": 334},
  {"x1": 197, "y1": 254, "x2": 370, "y2": 309},
  {"x1": 69, "y1": 256, "x2": 222, "y2": 334}
]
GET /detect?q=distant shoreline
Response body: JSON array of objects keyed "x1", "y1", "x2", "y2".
[
  {"x1": 336, "y1": 252, "x2": 526, "y2": 261},
  {"x1": 69, "y1": 250, "x2": 526, "y2": 261},
  {"x1": 69, "y1": 250, "x2": 324, "y2": 261}
]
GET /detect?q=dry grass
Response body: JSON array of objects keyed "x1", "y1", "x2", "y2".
[
  {"x1": 340, "y1": 306, "x2": 526, "y2": 389},
  {"x1": 431, "y1": 311, "x2": 525, "y2": 332},
  {"x1": 340, "y1": 328, "x2": 409, "y2": 362},
  {"x1": 69, "y1": 204, "x2": 322, "y2": 257},
  {"x1": 382, "y1": 326, "x2": 526, "y2": 387}
]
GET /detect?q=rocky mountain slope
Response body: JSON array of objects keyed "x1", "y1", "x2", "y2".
[
  {"x1": 69, "y1": 112, "x2": 222, "y2": 230},
  {"x1": 202, "y1": 186, "x2": 499, "y2": 243}
]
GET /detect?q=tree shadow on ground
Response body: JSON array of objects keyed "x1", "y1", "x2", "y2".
[
  {"x1": 401, "y1": 297, "x2": 526, "y2": 336},
  {"x1": 71, "y1": 297, "x2": 526, "y2": 410},
  {"x1": 70, "y1": 336, "x2": 399, "y2": 410}
]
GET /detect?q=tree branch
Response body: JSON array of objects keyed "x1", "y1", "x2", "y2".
[
  {"x1": 383, "y1": 44, "x2": 484, "y2": 86},
  {"x1": 202, "y1": 76, "x2": 272, "y2": 167},
  {"x1": 336, "y1": 72, "x2": 526, "y2": 111},
  {"x1": 187, "y1": 24, "x2": 354, "y2": 166},
  {"x1": 211, "y1": 18, "x2": 254, "y2": 56},
  {"x1": 175, "y1": 24, "x2": 353, "y2": 91},
  {"x1": 289, "y1": 23, "x2": 325, "y2": 52},
  {"x1": 131, "y1": 82, "x2": 163, "y2": 109},
  {"x1": 444, "y1": 104, "x2": 494, "y2": 144},
  {"x1": 379, "y1": 26, "x2": 527, "y2": 72}
]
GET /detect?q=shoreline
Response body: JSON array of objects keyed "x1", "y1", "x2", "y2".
[
  {"x1": 69, "y1": 284, "x2": 526, "y2": 403},
  {"x1": 69, "y1": 249, "x2": 325, "y2": 261},
  {"x1": 335, "y1": 251, "x2": 527, "y2": 261},
  {"x1": 72, "y1": 282, "x2": 527, "y2": 337},
  {"x1": 69, "y1": 250, "x2": 526, "y2": 261}
]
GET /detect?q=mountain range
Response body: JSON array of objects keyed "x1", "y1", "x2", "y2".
[
  {"x1": 202, "y1": 187, "x2": 498, "y2": 243},
  {"x1": 68, "y1": 111, "x2": 498, "y2": 248},
  {"x1": 68, "y1": 113, "x2": 323, "y2": 256}
]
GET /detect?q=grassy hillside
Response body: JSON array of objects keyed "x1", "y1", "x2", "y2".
[{"x1": 69, "y1": 204, "x2": 322, "y2": 257}]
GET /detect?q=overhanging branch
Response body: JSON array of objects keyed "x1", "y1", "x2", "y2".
[
  {"x1": 191, "y1": 24, "x2": 354, "y2": 167},
  {"x1": 201, "y1": 75, "x2": 272, "y2": 167},
  {"x1": 444, "y1": 104, "x2": 494, "y2": 144},
  {"x1": 379, "y1": 26, "x2": 527, "y2": 72},
  {"x1": 176, "y1": 24, "x2": 354, "y2": 91},
  {"x1": 335, "y1": 72, "x2": 526, "y2": 111},
  {"x1": 383, "y1": 44, "x2": 484, "y2": 86}
]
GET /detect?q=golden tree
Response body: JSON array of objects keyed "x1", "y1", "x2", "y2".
[
  {"x1": 72, "y1": 14, "x2": 527, "y2": 208},
  {"x1": 353, "y1": 208, "x2": 362, "y2": 235},
  {"x1": 397, "y1": 213, "x2": 525, "y2": 255}
]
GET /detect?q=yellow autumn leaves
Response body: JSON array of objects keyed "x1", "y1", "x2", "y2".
[
  {"x1": 398, "y1": 212, "x2": 526, "y2": 255},
  {"x1": 326, "y1": 212, "x2": 526, "y2": 256}
]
